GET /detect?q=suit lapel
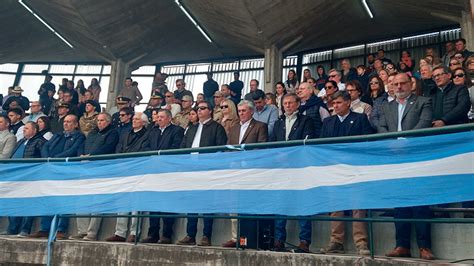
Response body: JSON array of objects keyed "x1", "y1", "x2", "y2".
[
  {"x1": 288, "y1": 116, "x2": 300, "y2": 140},
  {"x1": 401, "y1": 95, "x2": 416, "y2": 120},
  {"x1": 345, "y1": 112, "x2": 355, "y2": 134},
  {"x1": 241, "y1": 119, "x2": 254, "y2": 143},
  {"x1": 389, "y1": 101, "x2": 398, "y2": 128}
]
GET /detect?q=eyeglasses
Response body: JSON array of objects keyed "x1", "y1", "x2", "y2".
[
  {"x1": 453, "y1": 73, "x2": 465, "y2": 78},
  {"x1": 119, "y1": 113, "x2": 128, "y2": 117},
  {"x1": 214, "y1": 96, "x2": 222, "y2": 98},
  {"x1": 220, "y1": 105, "x2": 229, "y2": 109},
  {"x1": 369, "y1": 81, "x2": 379, "y2": 85},
  {"x1": 432, "y1": 73, "x2": 447, "y2": 79},
  {"x1": 198, "y1": 106, "x2": 209, "y2": 110}
]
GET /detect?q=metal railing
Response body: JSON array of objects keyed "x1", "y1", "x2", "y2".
[{"x1": 1, "y1": 123, "x2": 473, "y2": 266}]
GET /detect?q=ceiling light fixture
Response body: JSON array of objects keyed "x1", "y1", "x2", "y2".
[
  {"x1": 18, "y1": 0, "x2": 74, "y2": 48},
  {"x1": 175, "y1": 0, "x2": 213, "y2": 43},
  {"x1": 361, "y1": 0, "x2": 374, "y2": 19}
]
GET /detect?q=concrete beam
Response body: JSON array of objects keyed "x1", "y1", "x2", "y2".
[
  {"x1": 263, "y1": 45, "x2": 282, "y2": 93},
  {"x1": 106, "y1": 59, "x2": 131, "y2": 111},
  {"x1": 461, "y1": 10, "x2": 474, "y2": 51}
]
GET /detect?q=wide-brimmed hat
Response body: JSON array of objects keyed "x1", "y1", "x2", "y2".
[{"x1": 12, "y1": 86, "x2": 23, "y2": 93}]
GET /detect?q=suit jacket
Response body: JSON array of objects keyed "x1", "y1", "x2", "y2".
[
  {"x1": 41, "y1": 130, "x2": 85, "y2": 158},
  {"x1": 320, "y1": 111, "x2": 374, "y2": 138},
  {"x1": 181, "y1": 119, "x2": 227, "y2": 148},
  {"x1": 148, "y1": 123, "x2": 184, "y2": 150},
  {"x1": 377, "y1": 94, "x2": 432, "y2": 133},
  {"x1": 115, "y1": 127, "x2": 150, "y2": 153},
  {"x1": 270, "y1": 113, "x2": 315, "y2": 141},
  {"x1": 227, "y1": 119, "x2": 268, "y2": 145}
]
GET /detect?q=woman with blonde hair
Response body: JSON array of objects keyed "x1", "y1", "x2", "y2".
[{"x1": 219, "y1": 99, "x2": 239, "y2": 136}]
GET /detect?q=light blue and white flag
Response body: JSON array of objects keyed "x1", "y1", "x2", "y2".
[{"x1": 0, "y1": 131, "x2": 473, "y2": 216}]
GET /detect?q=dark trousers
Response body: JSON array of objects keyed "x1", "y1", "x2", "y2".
[
  {"x1": 147, "y1": 212, "x2": 175, "y2": 239},
  {"x1": 394, "y1": 206, "x2": 431, "y2": 249},
  {"x1": 186, "y1": 213, "x2": 213, "y2": 238},
  {"x1": 7, "y1": 217, "x2": 34, "y2": 234}
]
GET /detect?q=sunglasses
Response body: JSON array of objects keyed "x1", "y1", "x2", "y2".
[
  {"x1": 453, "y1": 73, "x2": 465, "y2": 78},
  {"x1": 220, "y1": 105, "x2": 229, "y2": 109}
]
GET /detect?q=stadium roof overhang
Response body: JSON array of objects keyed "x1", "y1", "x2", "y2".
[{"x1": 0, "y1": 0, "x2": 469, "y2": 68}]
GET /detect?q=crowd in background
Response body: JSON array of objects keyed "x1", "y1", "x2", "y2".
[{"x1": 0, "y1": 38, "x2": 473, "y2": 259}]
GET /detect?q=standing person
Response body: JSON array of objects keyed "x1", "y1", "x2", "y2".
[
  {"x1": 7, "y1": 122, "x2": 47, "y2": 237},
  {"x1": 275, "y1": 82, "x2": 287, "y2": 116},
  {"x1": 38, "y1": 74, "x2": 56, "y2": 114},
  {"x1": 244, "y1": 79, "x2": 263, "y2": 101},
  {"x1": 427, "y1": 66, "x2": 470, "y2": 127},
  {"x1": 118, "y1": 77, "x2": 143, "y2": 107},
  {"x1": 178, "y1": 101, "x2": 227, "y2": 247},
  {"x1": 302, "y1": 69, "x2": 312, "y2": 82},
  {"x1": 173, "y1": 79, "x2": 193, "y2": 104},
  {"x1": 75, "y1": 79, "x2": 87, "y2": 103},
  {"x1": 320, "y1": 91, "x2": 374, "y2": 256},
  {"x1": 2, "y1": 86, "x2": 30, "y2": 112},
  {"x1": 285, "y1": 69, "x2": 300, "y2": 93},
  {"x1": 151, "y1": 72, "x2": 169, "y2": 97},
  {"x1": 252, "y1": 90, "x2": 279, "y2": 136},
  {"x1": 73, "y1": 113, "x2": 119, "y2": 241},
  {"x1": 203, "y1": 72, "x2": 219, "y2": 107},
  {"x1": 0, "y1": 115, "x2": 16, "y2": 159},
  {"x1": 340, "y1": 59, "x2": 357, "y2": 83},
  {"x1": 87, "y1": 78, "x2": 102, "y2": 102},
  {"x1": 141, "y1": 109, "x2": 184, "y2": 244},
  {"x1": 296, "y1": 82, "x2": 329, "y2": 137},
  {"x1": 315, "y1": 65, "x2": 328, "y2": 90},
  {"x1": 37, "y1": 116, "x2": 53, "y2": 140},
  {"x1": 29, "y1": 115, "x2": 85, "y2": 240},
  {"x1": 79, "y1": 100, "x2": 98, "y2": 136},
  {"x1": 106, "y1": 112, "x2": 150, "y2": 243},
  {"x1": 22, "y1": 101, "x2": 46, "y2": 123},
  {"x1": 229, "y1": 71, "x2": 244, "y2": 105},
  {"x1": 212, "y1": 91, "x2": 225, "y2": 123},
  {"x1": 378, "y1": 73, "x2": 434, "y2": 260},
  {"x1": 222, "y1": 100, "x2": 268, "y2": 248},
  {"x1": 219, "y1": 99, "x2": 239, "y2": 136}
]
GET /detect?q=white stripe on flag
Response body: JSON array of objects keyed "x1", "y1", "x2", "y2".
[{"x1": 1, "y1": 152, "x2": 473, "y2": 198}]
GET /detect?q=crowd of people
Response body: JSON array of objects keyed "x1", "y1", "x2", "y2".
[{"x1": 0, "y1": 38, "x2": 473, "y2": 259}]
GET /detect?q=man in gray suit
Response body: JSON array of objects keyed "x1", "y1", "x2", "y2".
[
  {"x1": 377, "y1": 73, "x2": 432, "y2": 132},
  {"x1": 377, "y1": 73, "x2": 435, "y2": 260}
]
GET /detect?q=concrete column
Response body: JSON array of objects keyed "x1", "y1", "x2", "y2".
[
  {"x1": 106, "y1": 59, "x2": 130, "y2": 111},
  {"x1": 263, "y1": 45, "x2": 282, "y2": 93},
  {"x1": 461, "y1": 10, "x2": 474, "y2": 51}
]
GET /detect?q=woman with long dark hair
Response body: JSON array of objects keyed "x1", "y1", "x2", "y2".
[
  {"x1": 285, "y1": 69, "x2": 299, "y2": 93},
  {"x1": 37, "y1": 116, "x2": 53, "y2": 140}
]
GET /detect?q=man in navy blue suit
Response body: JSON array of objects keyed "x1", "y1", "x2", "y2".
[
  {"x1": 320, "y1": 90, "x2": 374, "y2": 256},
  {"x1": 141, "y1": 109, "x2": 184, "y2": 244}
]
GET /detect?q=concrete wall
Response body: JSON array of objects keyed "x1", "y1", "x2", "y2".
[
  {"x1": 0, "y1": 237, "x2": 446, "y2": 266},
  {"x1": 1, "y1": 214, "x2": 473, "y2": 261}
]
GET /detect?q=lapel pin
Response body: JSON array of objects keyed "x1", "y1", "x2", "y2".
[{"x1": 350, "y1": 121, "x2": 354, "y2": 124}]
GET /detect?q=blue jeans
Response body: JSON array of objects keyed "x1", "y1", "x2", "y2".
[
  {"x1": 186, "y1": 213, "x2": 213, "y2": 238},
  {"x1": 40, "y1": 216, "x2": 69, "y2": 233},
  {"x1": 274, "y1": 218, "x2": 312, "y2": 243},
  {"x1": 7, "y1": 217, "x2": 34, "y2": 234}
]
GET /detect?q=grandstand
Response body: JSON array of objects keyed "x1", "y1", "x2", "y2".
[{"x1": 1, "y1": 0, "x2": 474, "y2": 265}]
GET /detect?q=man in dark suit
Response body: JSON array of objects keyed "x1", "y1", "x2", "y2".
[
  {"x1": 222, "y1": 100, "x2": 268, "y2": 248},
  {"x1": 320, "y1": 91, "x2": 374, "y2": 256},
  {"x1": 271, "y1": 93, "x2": 315, "y2": 142},
  {"x1": 425, "y1": 65, "x2": 470, "y2": 127},
  {"x1": 178, "y1": 101, "x2": 227, "y2": 247},
  {"x1": 270, "y1": 93, "x2": 315, "y2": 253},
  {"x1": 141, "y1": 109, "x2": 184, "y2": 244},
  {"x1": 381, "y1": 73, "x2": 435, "y2": 260},
  {"x1": 30, "y1": 115, "x2": 85, "y2": 240},
  {"x1": 106, "y1": 112, "x2": 150, "y2": 243}
]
